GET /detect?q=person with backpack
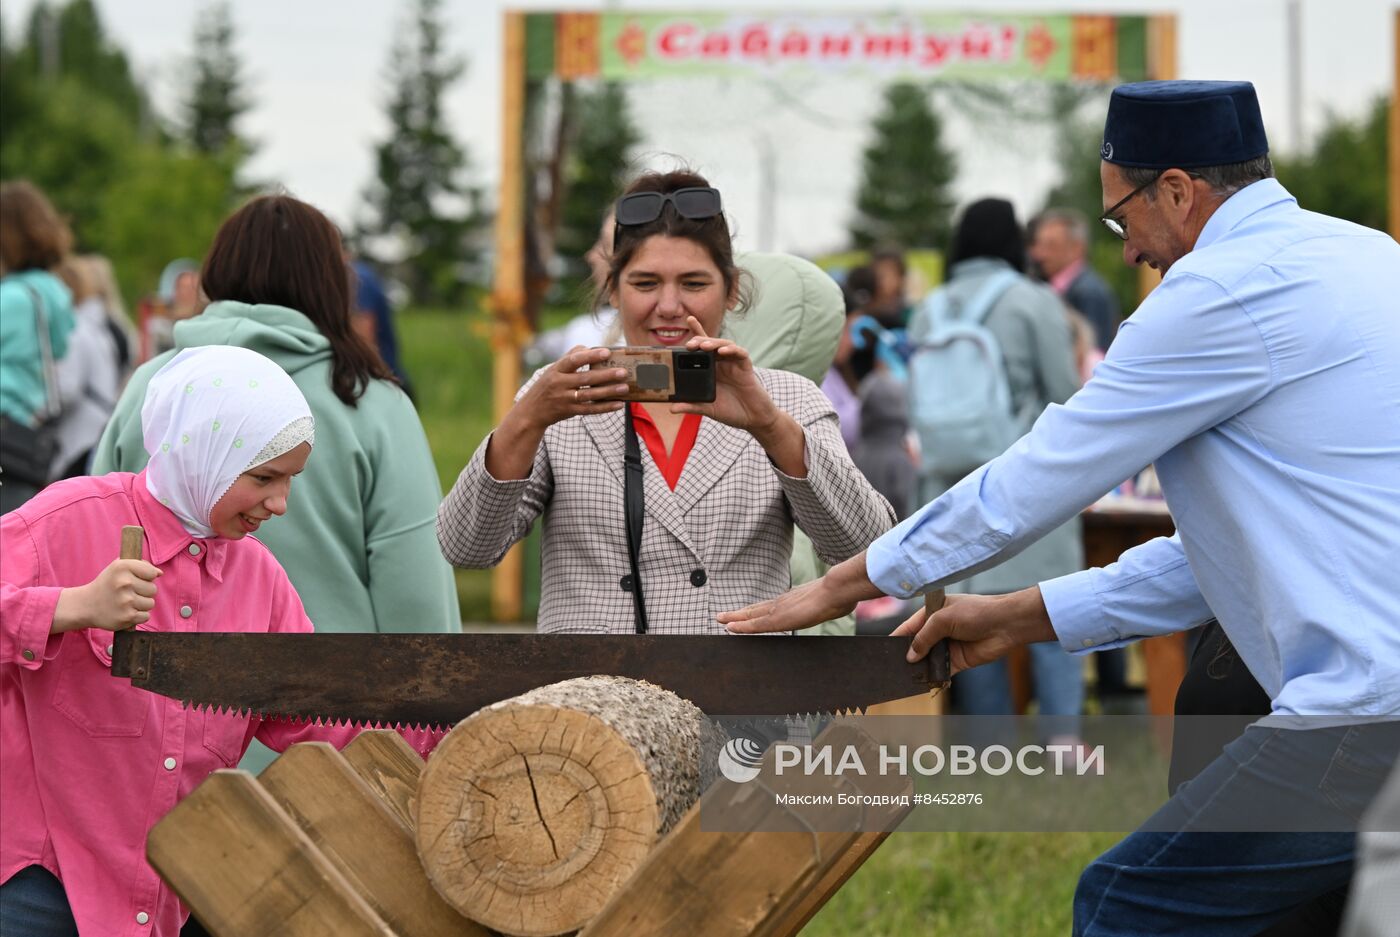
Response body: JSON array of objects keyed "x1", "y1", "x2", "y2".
[{"x1": 905, "y1": 197, "x2": 1083, "y2": 721}]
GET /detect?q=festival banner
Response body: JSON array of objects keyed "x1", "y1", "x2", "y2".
[{"x1": 524, "y1": 11, "x2": 1150, "y2": 83}]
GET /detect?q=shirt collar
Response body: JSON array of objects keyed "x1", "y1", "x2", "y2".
[
  {"x1": 1193, "y1": 178, "x2": 1296, "y2": 252},
  {"x1": 130, "y1": 470, "x2": 227, "y2": 581},
  {"x1": 1049, "y1": 258, "x2": 1085, "y2": 295}
]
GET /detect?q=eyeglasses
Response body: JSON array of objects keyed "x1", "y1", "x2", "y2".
[
  {"x1": 613, "y1": 187, "x2": 723, "y2": 246},
  {"x1": 1099, "y1": 172, "x2": 1163, "y2": 240}
]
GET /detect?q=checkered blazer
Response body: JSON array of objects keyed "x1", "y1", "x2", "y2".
[{"x1": 438, "y1": 367, "x2": 896, "y2": 634}]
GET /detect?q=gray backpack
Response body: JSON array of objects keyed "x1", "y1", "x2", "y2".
[{"x1": 907, "y1": 270, "x2": 1020, "y2": 478}]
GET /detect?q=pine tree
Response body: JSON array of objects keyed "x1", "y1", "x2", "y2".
[
  {"x1": 0, "y1": 1, "x2": 243, "y2": 306},
  {"x1": 849, "y1": 82, "x2": 957, "y2": 251},
  {"x1": 556, "y1": 82, "x2": 640, "y2": 270},
  {"x1": 13, "y1": 0, "x2": 151, "y2": 130},
  {"x1": 183, "y1": 1, "x2": 248, "y2": 157},
  {"x1": 360, "y1": 0, "x2": 481, "y2": 304}
]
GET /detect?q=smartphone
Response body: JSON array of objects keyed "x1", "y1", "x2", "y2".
[{"x1": 594, "y1": 347, "x2": 716, "y2": 403}]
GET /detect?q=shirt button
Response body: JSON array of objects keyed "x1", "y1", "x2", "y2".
[
  {"x1": 163, "y1": 757, "x2": 177, "y2": 771},
  {"x1": 21, "y1": 649, "x2": 35, "y2": 662},
  {"x1": 179, "y1": 605, "x2": 193, "y2": 619},
  {"x1": 136, "y1": 911, "x2": 150, "y2": 924},
  {"x1": 900, "y1": 581, "x2": 913, "y2": 592},
  {"x1": 619, "y1": 576, "x2": 633, "y2": 593},
  {"x1": 689, "y1": 569, "x2": 707, "y2": 587},
  {"x1": 188, "y1": 543, "x2": 201, "y2": 556},
  {"x1": 1082, "y1": 639, "x2": 1094, "y2": 648},
  {"x1": 107, "y1": 644, "x2": 115, "y2": 656}
]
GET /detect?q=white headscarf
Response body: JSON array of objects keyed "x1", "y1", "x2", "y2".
[{"x1": 142, "y1": 346, "x2": 314, "y2": 538}]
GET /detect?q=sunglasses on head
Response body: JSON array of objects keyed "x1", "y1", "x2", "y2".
[{"x1": 613, "y1": 187, "x2": 723, "y2": 246}]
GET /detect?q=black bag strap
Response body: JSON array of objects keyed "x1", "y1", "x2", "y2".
[
  {"x1": 21, "y1": 283, "x2": 60, "y2": 421},
  {"x1": 623, "y1": 404, "x2": 649, "y2": 634}
]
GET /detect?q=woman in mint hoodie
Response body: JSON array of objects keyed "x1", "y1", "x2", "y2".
[
  {"x1": 93, "y1": 195, "x2": 460, "y2": 769},
  {"x1": 0, "y1": 181, "x2": 76, "y2": 513}
]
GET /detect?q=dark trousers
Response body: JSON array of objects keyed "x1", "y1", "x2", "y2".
[
  {"x1": 0, "y1": 866, "x2": 78, "y2": 937},
  {"x1": 1167, "y1": 620, "x2": 1348, "y2": 937}
]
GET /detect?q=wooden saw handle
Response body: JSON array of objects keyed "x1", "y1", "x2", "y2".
[
  {"x1": 925, "y1": 588, "x2": 952, "y2": 686},
  {"x1": 120, "y1": 525, "x2": 144, "y2": 561}
]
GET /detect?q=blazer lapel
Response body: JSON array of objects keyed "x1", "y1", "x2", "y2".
[
  {"x1": 675, "y1": 417, "x2": 752, "y2": 515},
  {"x1": 580, "y1": 408, "x2": 626, "y2": 491},
  {"x1": 579, "y1": 408, "x2": 701, "y2": 561}
]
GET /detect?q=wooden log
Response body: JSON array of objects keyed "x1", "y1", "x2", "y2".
[
  {"x1": 581, "y1": 782, "x2": 829, "y2": 937},
  {"x1": 584, "y1": 721, "x2": 906, "y2": 937},
  {"x1": 341, "y1": 729, "x2": 425, "y2": 831},
  {"x1": 258, "y1": 742, "x2": 483, "y2": 937},
  {"x1": 146, "y1": 770, "x2": 393, "y2": 937},
  {"x1": 582, "y1": 717, "x2": 907, "y2": 935},
  {"x1": 415, "y1": 675, "x2": 725, "y2": 936}
]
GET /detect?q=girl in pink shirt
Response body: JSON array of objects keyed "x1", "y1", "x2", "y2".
[{"x1": 1, "y1": 345, "x2": 437, "y2": 937}]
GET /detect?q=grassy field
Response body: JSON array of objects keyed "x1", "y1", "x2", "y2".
[{"x1": 398, "y1": 305, "x2": 1123, "y2": 936}]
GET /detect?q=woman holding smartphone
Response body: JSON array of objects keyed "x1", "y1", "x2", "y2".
[{"x1": 438, "y1": 170, "x2": 894, "y2": 633}]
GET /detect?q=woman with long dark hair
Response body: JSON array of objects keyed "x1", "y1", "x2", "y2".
[{"x1": 93, "y1": 196, "x2": 460, "y2": 747}]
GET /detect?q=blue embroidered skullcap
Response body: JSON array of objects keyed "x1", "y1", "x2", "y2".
[{"x1": 1101, "y1": 80, "x2": 1268, "y2": 169}]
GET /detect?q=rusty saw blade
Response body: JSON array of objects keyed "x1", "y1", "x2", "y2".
[{"x1": 111, "y1": 632, "x2": 949, "y2": 726}]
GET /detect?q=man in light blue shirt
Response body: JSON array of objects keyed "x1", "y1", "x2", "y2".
[{"x1": 722, "y1": 80, "x2": 1400, "y2": 934}]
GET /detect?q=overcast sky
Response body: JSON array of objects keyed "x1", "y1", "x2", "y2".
[{"x1": 4, "y1": 0, "x2": 1395, "y2": 255}]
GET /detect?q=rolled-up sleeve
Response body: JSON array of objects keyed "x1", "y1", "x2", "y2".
[{"x1": 867, "y1": 272, "x2": 1273, "y2": 642}]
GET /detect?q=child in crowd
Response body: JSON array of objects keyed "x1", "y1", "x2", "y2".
[{"x1": 1, "y1": 345, "x2": 440, "y2": 937}]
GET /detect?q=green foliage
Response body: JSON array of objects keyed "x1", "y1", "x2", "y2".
[
  {"x1": 359, "y1": 0, "x2": 483, "y2": 305},
  {"x1": 11, "y1": 0, "x2": 152, "y2": 131},
  {"x1": 86, "y1": 147, "x2": 236, "y2": 307},
  {"x1": 1276, "y1": 97, "x2": 1389, "y2": 231},
  {"x1": 556, "y1": 82, "x2": 640, "y2": 271},
  {"x1": 850, "y1": 82, "x2": 957, "y2": 251},
  {"x1": 0, "y1": 74, "x2": 131, "y2": 231},
  {"x1": 0, "y1": 0, "x2": 242, "y2": 309},
  {"x1": 396, "y1": 303, "x2": 545, "y2": 621},
  {"x1": 182, "y1": 2, "x2": 249, "y2": 159}
]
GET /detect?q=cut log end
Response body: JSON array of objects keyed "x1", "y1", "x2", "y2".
[{"x1": 415, "y1": 676, "x2": 722, "y2": 936}]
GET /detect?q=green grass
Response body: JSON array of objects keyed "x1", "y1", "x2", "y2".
[
  {"x1": 398, "y1": 303, "x2": 549, "y2": 621},
  {"x1": 398, "y1": 303, "x2": 1125, "y2": 935},
  {"x1": 802, "y1": 831, "x2": 1120, "y2": 936}
]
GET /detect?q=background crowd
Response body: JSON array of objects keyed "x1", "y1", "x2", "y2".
[{"x1": 2, "y1": 164, "x2": 1146, "y2": 731}]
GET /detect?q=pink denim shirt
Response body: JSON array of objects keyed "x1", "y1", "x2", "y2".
[{"x1": 1, "y1": 472, "x2": 440, "y2": 937}]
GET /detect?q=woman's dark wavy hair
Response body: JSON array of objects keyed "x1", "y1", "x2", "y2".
[
  {"x1": 200, "y1": 195, "x2": 392, "y2": 406},
  {"x1": 597, "y1": 169, "x2": 751, "y2": 312},
  {"x1": 946, "y1": 197, "x2": 1028, "y2": 274}
]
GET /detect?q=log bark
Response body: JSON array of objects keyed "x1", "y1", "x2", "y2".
[{"x1": 415, "y1": 676, "x2": 725, "y2": 936}]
